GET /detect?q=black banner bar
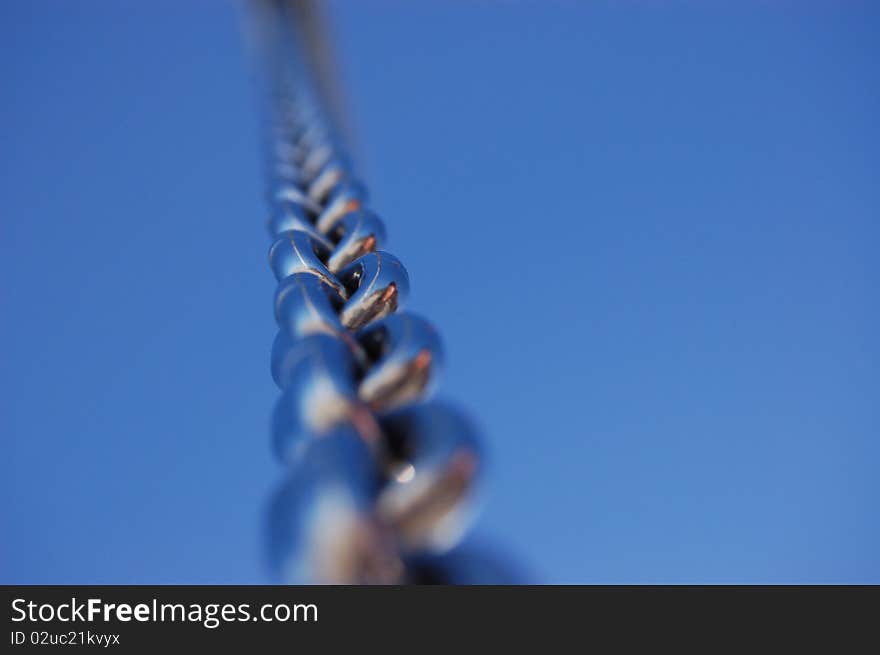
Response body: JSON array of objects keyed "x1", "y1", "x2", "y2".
[{"x1": 2, "y1": 586, "x2": 876, "y2": 651}]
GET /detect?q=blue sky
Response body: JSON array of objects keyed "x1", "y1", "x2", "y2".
[{"x1": 1, "y1": 1, "x2": 877, "y2": 583}]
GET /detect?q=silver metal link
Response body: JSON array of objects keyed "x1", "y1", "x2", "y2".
[
  {"x1": 253, "y1": 0, "x2": 489, "y2": 584},
  {"x1": 335, "y1": 251, "x2": 410, "y2": 330},
  {"x1": 375, "y1": 402, "x2": 481, "y2": 551},
  {"x1": 324, "y1": 209, "x2": 386, "y2": 273},
  {"x1": 356, "y1": 313, "x2": 443, "y2": 412},
  {"x1": 267, "y1": 432, "x2": 403, "y2": 585}
]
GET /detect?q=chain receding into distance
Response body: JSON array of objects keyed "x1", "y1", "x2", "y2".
[{"x1": 253, "y1": 0, "x2": 495, "y2": 584}]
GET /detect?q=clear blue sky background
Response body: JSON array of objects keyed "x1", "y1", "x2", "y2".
[{"x1": 1, "y1": 1, "x2": 877, "y2": 583}]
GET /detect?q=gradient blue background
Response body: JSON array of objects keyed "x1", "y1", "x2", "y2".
[{"x1": 1, "y1": 1, "x2": 877, "y2": 583}]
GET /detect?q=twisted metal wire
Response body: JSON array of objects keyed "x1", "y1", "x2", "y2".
[{"x1": 253, "y1": 1, "x2": 492, "y2": 584}]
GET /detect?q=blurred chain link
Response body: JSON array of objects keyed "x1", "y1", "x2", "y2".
[{"x1": 252, "y1": 1, "x2": 495, "y2": 584}]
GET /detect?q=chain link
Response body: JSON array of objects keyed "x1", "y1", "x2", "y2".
[{"x1": 255, "y1": 1, "x2": 485, "y2": 584}]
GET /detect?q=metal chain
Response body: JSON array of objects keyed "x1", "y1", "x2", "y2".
[{"x1": 255, "y1": 1, "x2": 485, "y2": 584}]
